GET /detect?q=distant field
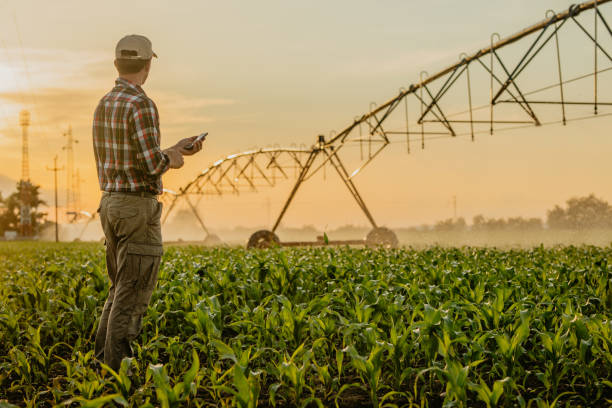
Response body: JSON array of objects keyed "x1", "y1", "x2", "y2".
[
  {"x1": 44, "y1": 219, "x2": 612, "y2": 248},
  {"x1": 163, "y1": 228, "x2": 612, "y2": 249},
  {"x1": 393, "y1": 229, "x2": 612, "y2": 249},
  {"x1": 0, "y1": 242, "x2": 611, "y2": 407}
]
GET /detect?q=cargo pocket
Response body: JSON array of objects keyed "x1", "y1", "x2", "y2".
[
  {"x1": 126, "y1": 242, "x2": 163, "y2": 339},
  {"x1": 126, "y1": 242, "x2": 163, "y2": 289},
  {"x1": 147, "y1": 200, "x2": 163, "y2": 245}
]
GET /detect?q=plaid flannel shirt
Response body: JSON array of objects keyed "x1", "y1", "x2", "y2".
[{"x1": 93, "y1": 78, "x2": 169, "y2": 194}]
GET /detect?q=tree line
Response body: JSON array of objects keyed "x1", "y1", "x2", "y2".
[{"x1": 432, "y1": 194, "x2": 612, "y2": 232}]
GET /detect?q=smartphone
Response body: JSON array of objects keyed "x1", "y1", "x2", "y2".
[{"x1": 184, "y1": 132, "x2": 208, "y2": 150}]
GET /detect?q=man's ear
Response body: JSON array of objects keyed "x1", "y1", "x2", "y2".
[
  {"x1": 144, "y1": 59, "x2": 151, "y2": 73},
  {"x1": 114, "y1": 59, "x2": 119, "y2": 70}
]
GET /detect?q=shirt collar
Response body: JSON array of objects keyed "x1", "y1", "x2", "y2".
[{"x1": 115, "y1": 77, "x2": 146, "y2": 96}]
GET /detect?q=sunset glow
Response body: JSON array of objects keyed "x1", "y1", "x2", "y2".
[{"x1": 0, "y1": 0, "x2": 611, "y2": 235}]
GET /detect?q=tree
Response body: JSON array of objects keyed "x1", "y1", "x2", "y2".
[
  {"x1": 506, "y1": 217, "x2": 542, "y2": 230},
  {"x1": 471, "y1": 214, "x2": 505, "y2": 230},
  {"x1": 546, "y1": 205, "x2": 567, "y2": 229},
  {"x1": 472, "y1": 214, "x2": 543, "y2": 231},
  {"x1": 472, "y1": 214, "x2": 486, "y2": 231},
  {"x1": 0, "y1": 181, "x2": 47, "y2": 236},
  {"x1": 434, "y1": 217, "x2": 466, "y2": 231},
  {"x1": 547, "y1": 194, "x2": 612, "y2": 229}
]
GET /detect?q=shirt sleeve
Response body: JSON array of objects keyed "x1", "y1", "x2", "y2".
[{"x1": 130, "y1": 98, "x2": 170, "y2": 176}]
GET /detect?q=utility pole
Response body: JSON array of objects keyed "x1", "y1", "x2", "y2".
[
  {"x1": 62, "y1": 126, "x2": 78, "y2": 219},
  {"x1": 19, "y1": 110, "x2": 31, "y2": 237},
  {"x1": 20, "y1": 110, "x2": 30, "y2": 181},
  {"x1": 47, "y1": 156, "x2": 64, "y2": 242}
]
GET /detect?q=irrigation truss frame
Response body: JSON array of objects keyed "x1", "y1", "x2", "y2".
[{"x1": 162, "y1": 0, "x2": 612, "y2": 247}]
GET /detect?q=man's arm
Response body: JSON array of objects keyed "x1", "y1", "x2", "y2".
[{"x1": 130, "y1": 99, "x2": 182, "y2": 173}]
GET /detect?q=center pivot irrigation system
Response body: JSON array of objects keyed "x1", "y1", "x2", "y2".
[{"x1": 161, "y1": 0, "x2": 612, "y2": 248}]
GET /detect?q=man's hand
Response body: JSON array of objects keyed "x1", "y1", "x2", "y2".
[
  {"x1": 175, "y1": 135, "x2": 204, "y2": 156},
  {"x1": 164, "y1": 147, "x2": 184, "y2": 169}
]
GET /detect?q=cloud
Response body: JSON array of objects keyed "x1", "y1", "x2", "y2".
[
  {"x1": 154, "y1": 92, "x2": 235, "y2": 132},
  {"x1": 336, "y1": 48, "x2": 464, "y2": 79},
  {"x1": 157, "y1": 93, "x2": 235, "y2": 110},
  {"x1": 0, "y1": 46, "x2": 236, "y2": 140},
  {"x1": 0, "y1": 47, "x2": 109, "y2": 92}
]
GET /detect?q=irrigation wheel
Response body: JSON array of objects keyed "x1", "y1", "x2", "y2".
[
  {"x1": 365, "y1": 227, "x2": 399, "y2": 249},
  {"x1": 247, "y1": 230, "x2": 280, "y2": 249}
]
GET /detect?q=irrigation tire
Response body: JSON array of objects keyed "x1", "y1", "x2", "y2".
[
  {"x1": 365, "y1": 227, "x2": 399, "y2": 249},
  {"x1": 247, "y1": 230, "x2": 280, "y2": 249}
]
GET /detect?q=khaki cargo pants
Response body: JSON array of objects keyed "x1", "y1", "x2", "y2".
[{"x1": 94, "y1": 191, "x2": 163, "y2": 371}]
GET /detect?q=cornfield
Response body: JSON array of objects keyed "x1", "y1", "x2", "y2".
[{"x1": 1, "y1": 242, "x2": 611, "y2": 407}]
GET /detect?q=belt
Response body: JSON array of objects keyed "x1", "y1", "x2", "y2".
[{"x1": 103, "y1": 191, "x2": 157, "y2": 199}]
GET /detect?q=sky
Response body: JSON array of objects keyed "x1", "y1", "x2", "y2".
[{"x1": 0, "y1": 0, "x2": 611, "y2": 231}]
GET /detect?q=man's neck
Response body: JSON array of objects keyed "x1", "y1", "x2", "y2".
[{"x1": 119, "y1": 74, "x2": 144, "y2": 86}]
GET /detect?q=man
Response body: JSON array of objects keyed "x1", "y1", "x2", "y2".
[{"x1": 92, "y1": 34, "x2": 203, "y2": 371}]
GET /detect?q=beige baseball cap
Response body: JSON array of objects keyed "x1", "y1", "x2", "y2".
[{"x1": 115, "y1": 34, "x2": 158, "y2": 60}]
